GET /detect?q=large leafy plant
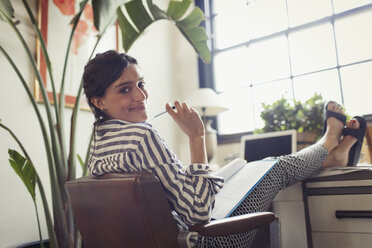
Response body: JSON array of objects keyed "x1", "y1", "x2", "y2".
[{"x1": 0, "y1": 0, "x2": 210, "y2": 247}]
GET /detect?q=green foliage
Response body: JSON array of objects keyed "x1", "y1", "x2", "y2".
[
  {"x1": 0, "y1": 0, "x2": 13, "y2": 20},
  {"x1": 257, "y1": 93, "x2": 326, "y2": 138},
  {"x1": 7, "y1": 149, "x2": 46, "y2": 248},
  {"x1": 77, "y1": 154, "x2": 88, "y2": 177},
  {"x1": 8, "y1": 149, "x2": 37, "y2": 200},
  {"x1": 92, "y1": 0, "x2": 126, "y2": 32},
  {"x1": 175, "y1": 6, "x2": 211, "y2": 63}
]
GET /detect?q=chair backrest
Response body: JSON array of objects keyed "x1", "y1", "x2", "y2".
[{"x1": 65, "y1": 172, "x2": 180, "y2": 248}]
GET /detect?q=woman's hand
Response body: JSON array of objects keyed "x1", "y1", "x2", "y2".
[
  {"x1": 166, "y1": 101, "x2": 205, "y2": 139},
  {"x1": 166, "y1": 101, "x2": 207, "y2": 164}
]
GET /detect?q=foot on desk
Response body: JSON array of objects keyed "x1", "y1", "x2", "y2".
[
  {"x1": 322, "y1": 117, "x2": 365, "y2": 168},
  {"x1": 343, "y1": 116, "x2": 367, "y2": 166},
  {"x1": 318, "y1": 101, "x2": 345, "y2": 153}
]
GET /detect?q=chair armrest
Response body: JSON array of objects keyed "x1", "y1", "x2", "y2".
[{"x1": 188, "y1": 212, "x2": 276, "y2": 237}]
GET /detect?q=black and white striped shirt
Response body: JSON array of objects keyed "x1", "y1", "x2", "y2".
[{"x1": 88, "y1": 119, "x2": 224, "y2": 227}]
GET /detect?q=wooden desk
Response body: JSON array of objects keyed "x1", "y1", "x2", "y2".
[{"x1": 303, "y1": 168, "x2": 372, "y2": 248}]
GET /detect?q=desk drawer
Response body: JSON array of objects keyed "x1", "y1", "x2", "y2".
[
  {"x1": 312, "y1": 232, "x2": 372, "y2": 248},
  {"x1": 308, "y1": 194, "x2": 372, "y2": 233}
]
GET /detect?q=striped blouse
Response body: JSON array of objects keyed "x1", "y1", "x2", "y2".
[{"x1": 88, "y1": 119, "x2": 224, "y2": 227}]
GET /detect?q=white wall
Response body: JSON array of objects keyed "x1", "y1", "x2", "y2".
[{"x1": 0, "y1": 0, "x2": 198, "y2": 246}]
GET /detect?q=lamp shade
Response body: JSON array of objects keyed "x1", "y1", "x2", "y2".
[{"x1": 186, "y1": 88, "x2": 228, "y2": 116}]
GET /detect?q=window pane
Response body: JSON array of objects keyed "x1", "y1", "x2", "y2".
[
  {"x1": 246, "y1": 36, "x2": 291, "y2": 84},
  {"x1": 340, "y1": 62, "x2": 372, "y2": 115},
  {"x1": 334, "y1": 0, "x2": 372, "y2": 13},
  {"x1": 217, "y1": 88, "x2": 254, "y2": 134},
  {"x1": 214, "y1": 36, "x2": 291, "y2": 92},
  {"x1": 293, "y1": 69, "x2": 342, "y2": 103},
  {"x1": 213, "y1": 1, "x2": 247, "y2": 14},
  {"x1": 214, "y1": 0, "x2": 288, "y2": 49},
  {"x1": 289, "y1": 23, "x2": 337, "y2": 75},
  {"x1": 335, "y1": 10, "x2": 372, "y2": 65},
  {"x1": 252, "y1": 79, "x2": 293, "y2": 130},
  {"x1": 214, "y1": 47, "x2": 249, "y2": 92},
  {"x1": 214, "y1": 9, "x2": 250, "y2": 49},
  {"x1": 287, "y1": 0, "x2": 333, "y2": 27}
]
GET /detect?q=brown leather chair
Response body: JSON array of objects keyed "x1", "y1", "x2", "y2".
[{"x1": 65, "y1": 172, "x2": 277, "y2": 248}]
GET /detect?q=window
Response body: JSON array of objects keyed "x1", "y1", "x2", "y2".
[{"x1": 197, "y1": 0, "x2": 372, "y2": 140}]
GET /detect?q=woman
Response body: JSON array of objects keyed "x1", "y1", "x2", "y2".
[{"x1": 83, "y1": 50, "x2": 366, "y2": 247}]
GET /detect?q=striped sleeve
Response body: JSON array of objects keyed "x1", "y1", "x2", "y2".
[{"x1": 137, "y1": 127, "x2": 224, "y2": 226}]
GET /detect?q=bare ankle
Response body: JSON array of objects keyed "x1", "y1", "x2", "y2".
[
  {"x1": 322, "y1": 136, "x2": 358, "y2": 168},
  {"x1": 318, "y1": 133, "x2": 340, "y2": 152}
]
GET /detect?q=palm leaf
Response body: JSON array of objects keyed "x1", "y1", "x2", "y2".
[
  {"x1": 116, "y1": 5, "x2": 139, "y2": 50},
  {"x1": 166, "y1": 0, "x2": 191, "y2": 20},
  {"x1": 117, "y1": 0, "x2": 154, "y2": 51},
  {"x1": 175, "y1": 7, "x2": 211, "y2": 63},
  {"x1": 126, "y1": 0, "x2": 153, "y2": 30},
  {"x1": 0, "y1": 0, "x2": 14, "y2": 20},
  {"x1": 92, "y1": 0, "x2": 126, "y2": 32},
  {"x1": 146, "y1": 0, "x2": 168, "y2": 20},
  {"x1": 8, "y1": 149, "x2": 37, "y2": 200},
  {"x1": 8, "y1": 149, "x2": 46, "y2": 248},
  {"x1": 117, "y1": 0, "x2": 211, "y2": 63}
]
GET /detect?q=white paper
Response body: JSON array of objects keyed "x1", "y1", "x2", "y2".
[
  {"x1": 211, "y1": 159, "x2": 278, "y2": 220},
  {"x1": 214, "y1": 158, "x2": 247, "y2": 181}
]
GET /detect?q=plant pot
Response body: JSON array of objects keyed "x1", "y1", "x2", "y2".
[
  {"x1": 297, "y1": 131, "x2": 317, "y2": 151},
  {"x1": 16, "y1": 240, "x2": 49, "y2": 248}
]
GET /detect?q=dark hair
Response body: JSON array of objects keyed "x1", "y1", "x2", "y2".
[{"x1": 83, "y1": 50, "x2": 137, "y2": 120}]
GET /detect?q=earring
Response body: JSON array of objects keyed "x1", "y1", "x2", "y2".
[{"x1": 100, "y1": 107, "x2": 104, "y2": 112}]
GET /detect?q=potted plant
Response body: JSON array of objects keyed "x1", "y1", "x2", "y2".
[
  {"x1": 256, "y1": 93, "x2": 326, "y2": 150},
  {"x1": 0, "y1": 0, "x2": 210, "y2": 247}
]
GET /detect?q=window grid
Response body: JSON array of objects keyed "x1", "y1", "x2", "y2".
[{"x1": 197, "y1": 0, "x2": 372, "y2": 140}]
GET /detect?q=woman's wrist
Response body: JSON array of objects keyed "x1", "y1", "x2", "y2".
[
  {"x1": 189, "y1": 135, "x2": 205, "y2": 143},
  {"x1": 189, "y1": 135, "x2": 208, "y2": 164}
]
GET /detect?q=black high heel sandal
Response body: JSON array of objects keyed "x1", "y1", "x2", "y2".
[{"x1": 342, "y1": 116, "x2": 367, "y2": 166}]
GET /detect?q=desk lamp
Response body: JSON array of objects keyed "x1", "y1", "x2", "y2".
[{"x1": 186, "y1": 88, "x2": 228, "y2": 162}]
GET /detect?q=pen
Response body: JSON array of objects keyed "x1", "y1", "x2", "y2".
[{"x1": 152, "y1": 105, "x2": 175, "y2": 119}]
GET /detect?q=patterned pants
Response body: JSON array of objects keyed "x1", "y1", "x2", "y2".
[{"x1": 195, "y1": 143, "x2": 328, "y2": 248}]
